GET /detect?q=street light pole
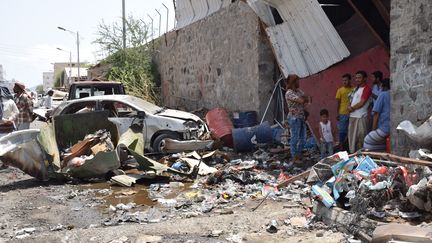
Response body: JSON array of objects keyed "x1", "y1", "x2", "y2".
[
  {"x1": 56, "y1": 48, "x2": 72, "y2": 86},
  {"x1": 57, "y1": 26, "x2": 80, "y2": 82},
  {"x1": 122, "y1": 0, "x2": 126, "y2": 49}
]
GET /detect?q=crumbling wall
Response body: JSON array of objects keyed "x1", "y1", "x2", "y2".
[
  {"x1": 154, "y1": 1, "x2": 274, "y2": 119},
  {"x1": 390, "y1": 0, "x2": 432, "y2": 155}
]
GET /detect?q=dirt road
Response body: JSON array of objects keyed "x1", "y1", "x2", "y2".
[{"x1": 0, "y1": 166, "x2": 347, "y2": 243}]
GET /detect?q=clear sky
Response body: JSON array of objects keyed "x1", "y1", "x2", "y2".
[{"x1": 0, "y1": 0, "x2": 175, "y2": 88}]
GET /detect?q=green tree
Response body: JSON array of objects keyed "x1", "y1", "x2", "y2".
[
  {"x1": 35, "y1": 85, "x2": 44, "y2": 93},
  {"x1": 93, "y1": 15, "x2": 160, "y2": 104}
]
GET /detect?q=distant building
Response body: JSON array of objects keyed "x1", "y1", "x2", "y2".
[
  {"x1": 64, "y1": 67, "x2": 88, "y2": 87},
  {"x1": 43, "y1": 72, "x2": 55, "y2": 91},
  {"x1": 53, "y1": 62, "x2": 76, "y2": 84}
]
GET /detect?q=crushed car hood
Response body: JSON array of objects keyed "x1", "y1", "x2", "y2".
[{"x1": 158, "y1": 109, "x2": 202, "y2": 122}]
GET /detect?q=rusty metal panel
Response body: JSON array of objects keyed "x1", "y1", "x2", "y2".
[
  {"x1": 264, "y1": 0, "x2": 350, "y2": 78},
  {"x1": 247, "y1": 0, "x2": 275, "y2": 26}
]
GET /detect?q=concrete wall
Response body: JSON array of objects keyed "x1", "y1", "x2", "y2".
[
  {"x1": 390, "y1": 0, "x2": 432, "y2": 155},
  {"x1": 154, "y1": 1, "x2": 275, "y2": 119}
]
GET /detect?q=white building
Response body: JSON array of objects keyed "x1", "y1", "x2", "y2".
[
  {"x1": 64, "y1": 67, "x2": 88, "y2": 87},
  {"x1": 43, "y1": 72, "x2": 55, "y2": 91}
]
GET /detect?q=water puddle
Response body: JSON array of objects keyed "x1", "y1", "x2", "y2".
[{"x1": 80, "y1": 181, "x2": 193, "y2": 207}]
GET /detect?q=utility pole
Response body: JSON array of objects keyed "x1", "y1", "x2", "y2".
[
  {"x1": 57, "y1": 27, "x2": 80, "y2": 82},
  {"x1": 122, "y1": 0, "x2": 126, "y2": 49}
]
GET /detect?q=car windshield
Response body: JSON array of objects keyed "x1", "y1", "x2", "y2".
[{"x1": 126, "y1": 96, "x2": 161, "y2": 114}]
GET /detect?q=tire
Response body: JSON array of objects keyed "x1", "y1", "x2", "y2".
[{"x1": 152, "y1": 132, "x2": 180, "y2": 153}]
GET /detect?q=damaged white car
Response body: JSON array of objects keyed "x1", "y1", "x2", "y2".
[
  {"x1": 49, "y1": 95, "x2": 209, "y2": 152},
  {"x1": 0, "y1": 95, "x2": 211, "y2": 181}
]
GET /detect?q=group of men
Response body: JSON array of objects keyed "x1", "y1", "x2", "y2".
[
  {"x1": 337, "y1": 70, "x2": 390, "y2": 153},
  {"x1": 0, "y1": 82, "x2": 34, "y2": 138},
  {"x1": 285, "y1": 70, "x2": 390, "y2": 163}
]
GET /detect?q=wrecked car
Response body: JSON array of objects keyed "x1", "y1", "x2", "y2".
[
  {"x1": 48, "y1": 95, "x2": 209, "y2": 152},
  {"x1": 0, "y1": 104, "x2": 204, "y2": 181}
]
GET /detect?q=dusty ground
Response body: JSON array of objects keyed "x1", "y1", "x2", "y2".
[{"x1": 0, "y1": 167, "x2": 347, "y2": 243}]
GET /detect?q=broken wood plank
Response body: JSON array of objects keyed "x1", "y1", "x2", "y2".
[
  {"x1": 277, "y1": 170, "x2": 310, "y2": 189},
  {"x1": 355, "y1": 151, "x2": 432, "y2": 167}
]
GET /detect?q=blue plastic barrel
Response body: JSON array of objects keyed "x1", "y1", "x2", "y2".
[
  {"x1": 232, "y1": 111, "x2": 258, "y2": 128},
  {"x1": 232, "y1": 121, "x2": 273, "y2": 152}
]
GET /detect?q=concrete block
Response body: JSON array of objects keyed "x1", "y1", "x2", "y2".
[{"x1": 372, "y1": 223, "x2": 432, "y2": 243}]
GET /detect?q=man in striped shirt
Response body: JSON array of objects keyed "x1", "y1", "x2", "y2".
[{"x1": 13, "y1": 82, "x2": 33, "y2": 130}]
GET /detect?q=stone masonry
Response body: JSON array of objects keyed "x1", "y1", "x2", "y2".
[
  {"x1": 154, "y1": 1, "x2": 275, "y2": 119},
  {"x1": 390, "y1": 0, "x2": 432, "y2": 155}
]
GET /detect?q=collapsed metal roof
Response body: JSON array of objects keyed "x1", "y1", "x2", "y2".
[
  {"x1": 175, "y1": 0, "x2": 232, "y2": 29},
  {"x1": 174, "y1": 0, "x2": 350, "y2": 78},
  {"x1": 258, "y1": 0, "x2": 350, "y2": 78}
]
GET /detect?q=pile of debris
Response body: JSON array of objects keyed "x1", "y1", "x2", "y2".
[{"x1": 308, "y1": 150, "x2": 432, "y2": 241}]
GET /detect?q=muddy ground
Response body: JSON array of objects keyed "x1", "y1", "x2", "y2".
[{"x1": 0, "y1": 166, "x2": 348, "y2": 243}]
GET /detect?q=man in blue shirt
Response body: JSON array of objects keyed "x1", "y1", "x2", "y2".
[
  {"x1": 371, "y1": 71, "x2": 383, "y2": 104},
  {"x1": 363, "y1": 78, "x2": 390, "y2": 151}
]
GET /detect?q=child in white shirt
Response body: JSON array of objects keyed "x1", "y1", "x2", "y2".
[{"x1": 319, "y1": 109, "x2": 336, "y2": 159}]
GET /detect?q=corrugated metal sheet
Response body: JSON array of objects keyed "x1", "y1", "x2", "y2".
[
  {"x1": 176, "y1": 0, "x2": 228, "y2": 29},
  {"x1": 208, "y1": 0, "x2": 223, "y2": 15},
  {"x1": 190, "y1": 0, "x2": 209, "y2": 23},
  {"x1": 247, "y1": 0, "x2": 275, "y2": 26},
  {"x1": 176, "y1": 0, "x2": 195, "y2": 29},
  {"x1": 264, "y1": 0, "x2": 350, "y2": 78}
]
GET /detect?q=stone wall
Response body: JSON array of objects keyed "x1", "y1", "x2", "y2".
[
  {"x1": 390, "y1": 0, "x2": 432, "y2": 155},
  {"x1": 154, "y1": 1, "x2": 275, "y2": 119}
]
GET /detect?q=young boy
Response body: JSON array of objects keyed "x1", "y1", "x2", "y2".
[
  {"x1": 335, "y1": 74, "x2": 353, "y2": 148},
  {"x1": 319, "y1": 109, "x2": 336, "y2": 159}
]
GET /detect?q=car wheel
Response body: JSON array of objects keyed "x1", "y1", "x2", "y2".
[{"x1": 152, "y1": 132, "x2": 180, "y2": 153}]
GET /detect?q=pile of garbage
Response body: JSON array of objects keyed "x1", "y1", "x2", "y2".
[
  {"x1": 102, "y1": 147, "x2": 317, "y2": 227},
  {"x1": 309, "y1": 151, "x2": 432, "y2": 223}
]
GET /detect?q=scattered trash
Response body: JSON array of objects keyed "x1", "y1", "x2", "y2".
[
  {"x1": 50, "y1": 224, "x2": 65, "y2": 231},
  {"x1": 266, "y1": 219, "x2": 278, "y2": 233},
  {"x1": 397, "y1": 115, "x2": 432, "y2": 147},
  {"x1": 116, "y1": 202, "x2": 136, "y2": 211},
  {"x1": 15, "y1": 227, "x2": 36, "y2": 239},
  {"x1": 135, "y1": 235, "x2": 163, "y2": 242},
  {"x1": 108, "y1": 236, "x2": 130, "y2": 243},
  {"x1": 209, "y1": 230, "x2": 223, "y2": 237}
]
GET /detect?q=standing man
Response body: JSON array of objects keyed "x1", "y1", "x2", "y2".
[
  {"x1": 335, "y1": 73, "x2": 353, "y2": 148},
  {"x1": 364, "y1": 79, "x2": 390, "y2": 151},
  {"x1": 347, "y1": 71, "x2": 372, "y2": 153},
  {"x1": 371, "y1": 71, "x2": 383, "y2": 104},
  {"x1": 0, "y1": 86, "x2": 19, "y2": 137},
  {"x1": 13, "y1": 82, "x2": 33, "y2": 130},
  {"x1": 285, "y1": 74, "x2": 310, "y2": 164}
]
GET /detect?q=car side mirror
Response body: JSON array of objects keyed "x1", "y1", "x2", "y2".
[{"x1": 137, "y1": 111, "x2": 146, "y2": 119}]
